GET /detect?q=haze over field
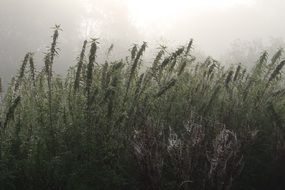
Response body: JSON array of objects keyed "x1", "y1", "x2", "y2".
[
  {"x1": 1, "y1": 1, "x2": 285, "y2": 189},
  {"x1": 1, "y1": 0, "x2": 285, "y2": 87}
]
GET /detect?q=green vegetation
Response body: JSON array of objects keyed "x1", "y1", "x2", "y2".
[{"x1": 0, "y1": 27, "x2": 285, "y2": 190}]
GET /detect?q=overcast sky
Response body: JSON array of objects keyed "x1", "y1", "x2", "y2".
[{"x1": 1, "y1": 0, "x2": 285, "y2": 86}]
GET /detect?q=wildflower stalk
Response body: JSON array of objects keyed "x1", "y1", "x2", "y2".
[{"x1": 74, "y1": 40, "x2": 87, "y2": 92}]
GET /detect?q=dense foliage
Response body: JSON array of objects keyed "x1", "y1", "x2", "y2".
[{"x1": 0, "y1": 27, "x2": 285, "y2": 190}]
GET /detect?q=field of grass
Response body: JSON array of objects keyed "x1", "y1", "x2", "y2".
[{"x1": 0, "y1": 26, "x2": 285, "y2": 190}]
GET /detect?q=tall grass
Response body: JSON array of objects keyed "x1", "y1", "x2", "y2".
[{"x1": 0, "y1": 27, "x2": 285, "y2": 190}]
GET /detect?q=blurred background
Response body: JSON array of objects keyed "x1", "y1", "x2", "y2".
[{"x1": 1, "y1": 0, "x2": 285, "y2": 89}]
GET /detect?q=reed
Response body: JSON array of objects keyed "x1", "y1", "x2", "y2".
[
  {"x1": 268, "y1": 60, "x2": 285, "y2": 83},
  {"x1": 85, "y1": 38, "x2": 98, "y2": 97},
  {"x1": 0, "y1": 77, "x2": 2, "y2": 94},
  {"x1": 125, "y1": 42, "x2": 147, "y2": 96},
  {"x1": 0, "y1": 28, "x2": 284, "y2": 190},
  {"x1": 74, "y1": 40, "x2": 87, "y2": 92},
  {"x1": 14, "y1": 53, "x2": 30, "y2": 93},
  {"x1": 3, "y1": 96, "x2": 21, "y2": 128},
  {"x1": 29, "y1": 53, "x2": 36, "y2": 86}
]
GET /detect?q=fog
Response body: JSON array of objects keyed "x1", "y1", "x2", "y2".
[{"x1": 1, "y1": 0, "x2": 285, "y2": 88}]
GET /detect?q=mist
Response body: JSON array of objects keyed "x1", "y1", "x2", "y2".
[
  {"x1": 1, "y1": 1, "x2": 285, "y2": 189},
  {"x1": 1, "y1": 0, "x2": 285, "y2": 87}
]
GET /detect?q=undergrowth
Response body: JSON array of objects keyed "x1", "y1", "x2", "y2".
[{"x1": 0, "y1": 26, "x2": 285, "y2": 190}]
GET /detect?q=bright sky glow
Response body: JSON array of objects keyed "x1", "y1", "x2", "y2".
[{"x1": 126, "y1": 0, "x2": 256, "y2": 28}]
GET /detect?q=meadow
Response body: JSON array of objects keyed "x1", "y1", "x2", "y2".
[{"x1": 0, "y1": 26, "x2": 285, "y2": 190}]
